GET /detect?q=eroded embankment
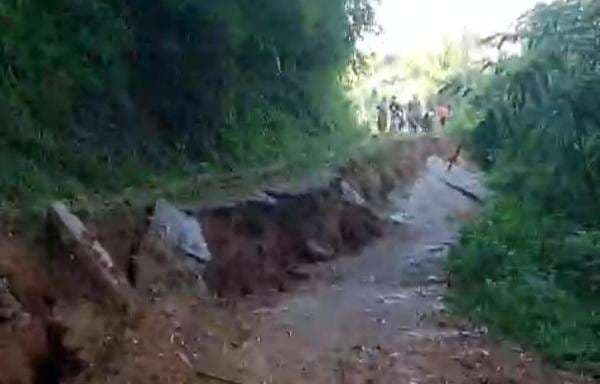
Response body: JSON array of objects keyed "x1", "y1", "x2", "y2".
[
  {"x1": 0, "y1": 136, "x2": 457, "y2": 384},
  {"x1": 196, "y1": 136, "x2": 456, "y2": 296}
]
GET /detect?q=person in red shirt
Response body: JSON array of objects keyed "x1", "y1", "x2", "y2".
[{"x1": 436, "y1": 104, "x2": 451, "y2": 127}]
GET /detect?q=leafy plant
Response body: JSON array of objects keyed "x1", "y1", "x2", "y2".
[
  {"x1": 448, "y1": 0, "x2": 600, "y2": 370},
  {"x1": 0, "y1": 0, "x2": 376, "y2": 212}
]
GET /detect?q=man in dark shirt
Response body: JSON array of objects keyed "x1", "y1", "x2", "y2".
[{"x1": 389, "y1": 96, "x2": 403, "y2": 133}]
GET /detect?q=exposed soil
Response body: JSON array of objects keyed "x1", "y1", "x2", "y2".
[
  {"x1": 0, "y1": 136, "x2": 593, "y2": 384},
  {"x1": 200, "y1": 194, "x2": 383, "y2": 297},
  {"x1": 198, "y1": 136, "x2": 458, "y2": 297}
]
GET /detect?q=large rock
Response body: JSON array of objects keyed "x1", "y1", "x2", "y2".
[
  {"x1": 47, "y1": 202, "x2": 132, "y2": 302},
  {"x1": 148, "y1": 200, "x2": 212, "y2": 263},
  {"x1": 128, "y1": 200, "x2": 212, "y2": 299}
]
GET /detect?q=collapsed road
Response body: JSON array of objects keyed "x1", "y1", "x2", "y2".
[{"x1": 0, "y1": 136, "x2": 591, "y2": 384}]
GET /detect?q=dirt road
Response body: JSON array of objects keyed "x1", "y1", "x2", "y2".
[
  {"x1": 0, "y1": 143, "x2": 591, "y2": 384},
  {"x1": 190, "y1": 156, "x2": 586, "y2": 384}
]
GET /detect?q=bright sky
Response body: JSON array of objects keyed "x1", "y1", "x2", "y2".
[{"x1": 364, "y1": 0, "x2": 548, "y2": 55}]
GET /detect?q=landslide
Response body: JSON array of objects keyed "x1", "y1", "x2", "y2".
[{"x1": 0, "y1": 136, "x2": 457, "y2": 384}]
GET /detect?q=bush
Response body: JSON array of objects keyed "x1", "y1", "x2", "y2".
[
  {"x1": 449, "y1": 199, "x2": 600, "y2": 365},
  {"x1": 0, "y1": 0, "x2": 375, "y2": 211},
  {"x1": 448, "y1": 0, "x2": 600, "y2": 370}
]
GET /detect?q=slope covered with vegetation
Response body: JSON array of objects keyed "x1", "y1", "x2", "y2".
[
  {"x1": 447, "y1": 0, "x2": 600, "y2": 371},
  {"x1": 0, "y1": 0, "x2": 376, "y2": 213}
]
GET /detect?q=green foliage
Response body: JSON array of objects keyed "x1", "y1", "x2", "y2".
[
  {"x1": 449, "y1": 199, "x2": 600, "y2": 365},
  {"x1": 0, "y1": 0, "x2": 375, "y2": 211},
  {"x1": 448, "y1": 0, "x2": 600, "y2": 370},
  {"x1": 447, "y1": 0, "x2": 600, "y2": 220}
]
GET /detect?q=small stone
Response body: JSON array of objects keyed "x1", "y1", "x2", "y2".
[
  {"x1": 305, "y1": 240, "x2": 335, "y2": 261},
  {"x1": 426, "y1": 245, "x2": 446, "y2": 253},
  {"x1": 390, "y1": 212, "x2": 412, "y2": 225}
]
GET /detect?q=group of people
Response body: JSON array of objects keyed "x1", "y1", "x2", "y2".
[{"x1": 376, "y1": 95, "x2": 451, "y2": 135}]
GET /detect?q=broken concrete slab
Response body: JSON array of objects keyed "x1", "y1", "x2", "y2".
[
  {"x1": 47, "y1": 202, "x2": 132, "y2": 301},
  {"x1": 133, "y1": 200, "x2": 211, "y2": 298},
  {"x1": 149, "y1": 200, "x2": 211, "y2": 263},
  {"x1": 339, "y1": 180, "x2": 366, "y2": 206},
  {"x1": 48, "y1": 202, "x2": 115, "y2": 270}
]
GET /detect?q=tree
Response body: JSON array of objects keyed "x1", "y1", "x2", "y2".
[{"x1": 0, "y1": 0, "x2": 378, "y2": 203}]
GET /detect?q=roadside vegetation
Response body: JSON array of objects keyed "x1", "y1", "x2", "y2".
[
  {"x1": 446, "y1": 0, "x2": 600, "y2": 372},
  {"x1": 4, "y1": 0, "x2": 600, "y2": 373},
  {"x1": 0, "y1": 0, "x2": 376, "y2": 216}
]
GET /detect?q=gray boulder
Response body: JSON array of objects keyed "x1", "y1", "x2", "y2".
[{"x1": 149, "y1": 200, "x2": 211, "y2": 263}]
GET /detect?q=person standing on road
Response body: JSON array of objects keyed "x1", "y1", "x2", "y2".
[
  {"x1": 421, "y1": 111, "x2": 433, "y2": 133},
  {"x1": 377, "y1": 97, "x2": 389, "y2": 133},
  {"x1": 436, "y1": 104, "x2": 451, "y2": 128},
  {"x1": 389, "y1": 96, "x2": 402, "y2": 133},
  {"x1": 407, "y1": 95, "x2": 421, "y2": 133}
]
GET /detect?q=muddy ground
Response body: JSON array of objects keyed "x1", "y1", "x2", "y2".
[{"x1": 0, "y1": 136, "x2": 593, "y2": 384}]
